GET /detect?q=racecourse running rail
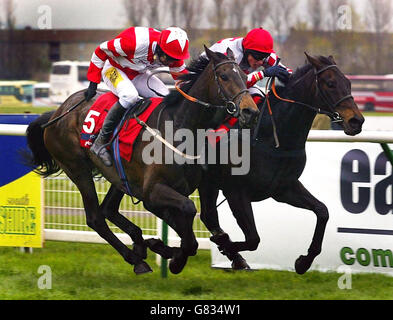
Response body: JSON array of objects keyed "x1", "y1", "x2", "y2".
[{"x1": 1, "y1": 125, "x2": 392, "y2": 249}]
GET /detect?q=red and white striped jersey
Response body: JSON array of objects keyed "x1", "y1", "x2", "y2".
[
  {"x1": 87, "y1": 27, "x2": 187, "y2": 83},
  {"x1": 207, "y1": 37, "x2": 293, "y2": 88}
]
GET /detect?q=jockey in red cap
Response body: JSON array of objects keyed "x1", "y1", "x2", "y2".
[
  {"x1": 84, "y1": 26, "x2": 189, "y2": 166},
  {"x1": 204, "y1": 28, "x2": 292, "y2": 136},
  {"x1": 207, "y1": 27, "x2": 292, "y2": 102}
]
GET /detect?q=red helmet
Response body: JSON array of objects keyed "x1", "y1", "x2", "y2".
[
  {"x1": 243, "y1": 28, "x2": 275, "y2": 54},
  {"x1": 159, "y1": 27, "x2": 190, "y2": 60}
]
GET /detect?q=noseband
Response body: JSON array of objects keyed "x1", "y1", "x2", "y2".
[
  {"x1": 269, "y1": 64, "x2": 354, "y2": 124},
  {"x1": 314, "y1": 64, "x2": 353, "y2": 122},
  {"x1": 213, "y1": 61, "x2": 249, "y2": 117}
]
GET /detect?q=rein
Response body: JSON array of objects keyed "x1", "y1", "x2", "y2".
[{"x1": 268, "y1": 64, "x2": 353, "y2": 123}]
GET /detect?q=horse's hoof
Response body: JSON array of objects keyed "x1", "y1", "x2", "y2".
[
  {"x1": 134, "y1": 261, "x2": 153, "y2": 275},
  {"x1": 231, "y1": 254, "x2": 250, "y2": 270},
  {"x1": 169, "y1": 249, "x2": 188, "y2": 274},
  {"x1": 295, "y1": 255, "x2": 313, "y2": 275}
]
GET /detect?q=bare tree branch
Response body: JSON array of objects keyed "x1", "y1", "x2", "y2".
[
  {"x1": 146, "y1": 0, "x2": 161, "y2": 28},
  {"x1": 170, "y1": 0, "x2": 178, "y2": 26},
  {"x1": 326, "y1": 0, "x2": 347, "y2": 31},
  {"x1": 230, "y1": 0, "x2": 252, "y2": 31},
  {"x1": 365, "y1": 0, "x2": 392, "y2": 32},
  {"x1": 250, "y1": 0, "x2": 270, "y2": 29},
  {"x1": 268, "y1": 0, "x2": 298, "y2": 36},
  {"x1": 123, "y1": 0, "x2": 145, "y2": 26},
  {"x1": 307, "y1": 0, "x2": 323, "y2": 30},
  {"x1": 4, "y1": 0, "x2": 16, "y2": 29},
  {"x1": 209, "y1": 0, "x2": 227, "y2": 31}
]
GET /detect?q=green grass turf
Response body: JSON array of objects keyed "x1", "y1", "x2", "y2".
[{"x1": 1, "y1": 241, "x2": 393, "y2": 300}]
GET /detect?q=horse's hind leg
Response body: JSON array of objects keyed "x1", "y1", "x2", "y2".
[
  {"x1": 99, "y1": 185, "x2": 148, "y2": 259},
  {"x1": 273, "y1": 180, "x2": 329, "y2": 275},
  {"x1": 198, "y1": 183, "x2": 250, "y2": 270},
  {"x1": 63, "y1": 167, "x2": 152, "y2": 275}
]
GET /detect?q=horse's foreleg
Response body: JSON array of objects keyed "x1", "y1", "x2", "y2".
[
  {"x1": 145, "y1": 183, "x2": 199, "y2": 274},
  {"x1": 273, "y1": 180, "x2": 329, "y2": 275},
  {"x1": 198, "y1": 184, "x2": 250, "y2": 270},
  {"x1": 100, "y1": 185, "x2": 147, "y2": 259},
  {"x1": 223, "y1": 189, "x2": 260, "y2": 252},
  {"x1": 65, "y1": 169, "x2": 152, "y2": 275}
]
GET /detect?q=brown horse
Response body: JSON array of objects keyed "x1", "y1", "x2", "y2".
[
  {"x1": 198, "y1": 53, "x2": 365, "y2": 274},
  {"x1": 24, "y1": 47, "x2": 259, "y2": 275}
]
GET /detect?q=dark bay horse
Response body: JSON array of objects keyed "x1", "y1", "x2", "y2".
[
  {"x1": 24, "y1": 47, "x2": 259, "y2": 275},
  {"x1": 198, "y1": 53, "x2": 365, "y2": 274}
]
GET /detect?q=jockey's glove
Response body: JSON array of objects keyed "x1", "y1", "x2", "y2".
[
  {"x1": 263, "y1": 65, "x2": 290, "y2": 84},
  {"x1": 84, "y1": 81, "x2": 98, "y2": 101}
]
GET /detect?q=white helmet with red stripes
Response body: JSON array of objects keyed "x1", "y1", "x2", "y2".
[{"x1": 159, "y1": 27, "x2": 190, "y2": 60}]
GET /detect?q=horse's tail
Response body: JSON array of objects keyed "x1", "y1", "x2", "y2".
[{"x1": 23, "y1": 111, "x2": 63, "y2": 178}]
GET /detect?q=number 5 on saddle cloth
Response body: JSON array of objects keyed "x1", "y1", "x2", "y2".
[{"x1": 80, "y1": 92, "x2": 163, "y2": 197}]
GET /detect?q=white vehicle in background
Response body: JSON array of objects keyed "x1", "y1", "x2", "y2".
[
  {"x1": 49, "y1": 61, "x2": 89, "y2": 105},
  {"x1": 49, "y1": 61, "x2": 109, "y2": 105},
  {"x1": 32, "y1": 82, "x2": 52, "y2": 107}
]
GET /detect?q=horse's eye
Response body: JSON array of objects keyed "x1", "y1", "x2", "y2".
[
  {"x1": 327, "y1": 81, "x2": 336, "y2": 88},
  {"x1": 220, "y1": 74, "x2": 229, "y2": 81}
]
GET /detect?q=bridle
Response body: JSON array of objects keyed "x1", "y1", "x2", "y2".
[
  {"x1": 313, "y1": 64, "x2": 353, "y2": 122},
  {"x1": 175, "y1": 60, "x2": 249, "y2": 118},
  {"x1": 269, "y1": 64, "x2": 353, "y2": 123}
]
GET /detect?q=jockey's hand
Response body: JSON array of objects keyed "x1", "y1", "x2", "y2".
[
  {"x1": 263, "y1": 65, "x2": 290, "y2": 83},
  {"x1": 84, "y1": 82, "x2": 98, "y2": 101}
]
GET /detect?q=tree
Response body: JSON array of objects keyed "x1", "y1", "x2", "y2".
[
  {"x1": 170, "y1": 0, "x2": 178, "y2": 26},
  {"x1": 268, "y1": 0, "x2": 298, "y2": 36},
  {"x1": 326, "y1": 0, "x2": 347, "y2": 31},
  {"x1": 209, "y1": 0, "x2": 227, "y2": 31},
  {"x1": 365, "y1": 0, "x2": 392, "y2": 73},
  {"x1": 146, "y1": 0, "x2": 161, "y2": 28},
  {"x1": 123, "y1": 0, "x2": 145, "y2": 26},
  {"x1": 307, "y1": 0, "x2": 323, "y2": 31},
  {"x1": 229, "y1": 0, "x2": 252, "y2": 32},
  {"x1": 3, "y1": 0, "x2": 15, "y2": 29},
  {"x1": 365, "y1": 0, "x2": 392, "y2": 33},
  {"x1": 180, "y1": 0, "x2": 204, "y2": 35},
  {"x1": 250, "y1": 0, "x2": 270, "y2": 29}
]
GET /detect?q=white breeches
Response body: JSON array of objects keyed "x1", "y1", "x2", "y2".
[{"x1": 102, "y1": 61, "x2": 170, "y2": 109}]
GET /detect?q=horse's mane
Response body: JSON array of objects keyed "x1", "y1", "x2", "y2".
[
  {"x1": 288, "y1": 56, "x2": 334, "y2": 85},
  {"x1": 163, "y1": 52, "x2": 228, "y2": 107},
  {"x1": 279, "y1": 55, "x2": 334, "y2": 96}
]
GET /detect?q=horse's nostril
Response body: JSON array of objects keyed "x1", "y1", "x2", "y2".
[
  {"x1": 242, "y1": 108, "x2": 258, "y2": 116},
  {"x1": 349, "y1": 117, "x2": 362, "y2": 128},
  {"x1": 243, "y1": 109, "x2": 252, "y2": 116}
]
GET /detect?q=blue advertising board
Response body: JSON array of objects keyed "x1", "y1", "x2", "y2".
[
  {"x1": 0, "y1": 114, "x2": 40, "y2": 186},
  {"x1": 0, "y1": 114, "x2": 43, "y2": 247}
]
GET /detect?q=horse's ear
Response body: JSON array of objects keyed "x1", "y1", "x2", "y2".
[
  {"x1": 304, "y1": 52, "x2": 323, "y2": 70},
  {"x1": 226, "y1": 47, "x2": 235, "y2": 60},
  {"x1": 204, "y1": 45, "x2": 219, "y2": 63},
  {"x1": 328, "y1": 55, "x2": 336, "y2": 64}
]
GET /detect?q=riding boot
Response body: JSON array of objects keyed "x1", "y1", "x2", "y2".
[{"x1": 91, "y1": 101, "x2": 126, "y2": 166}]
